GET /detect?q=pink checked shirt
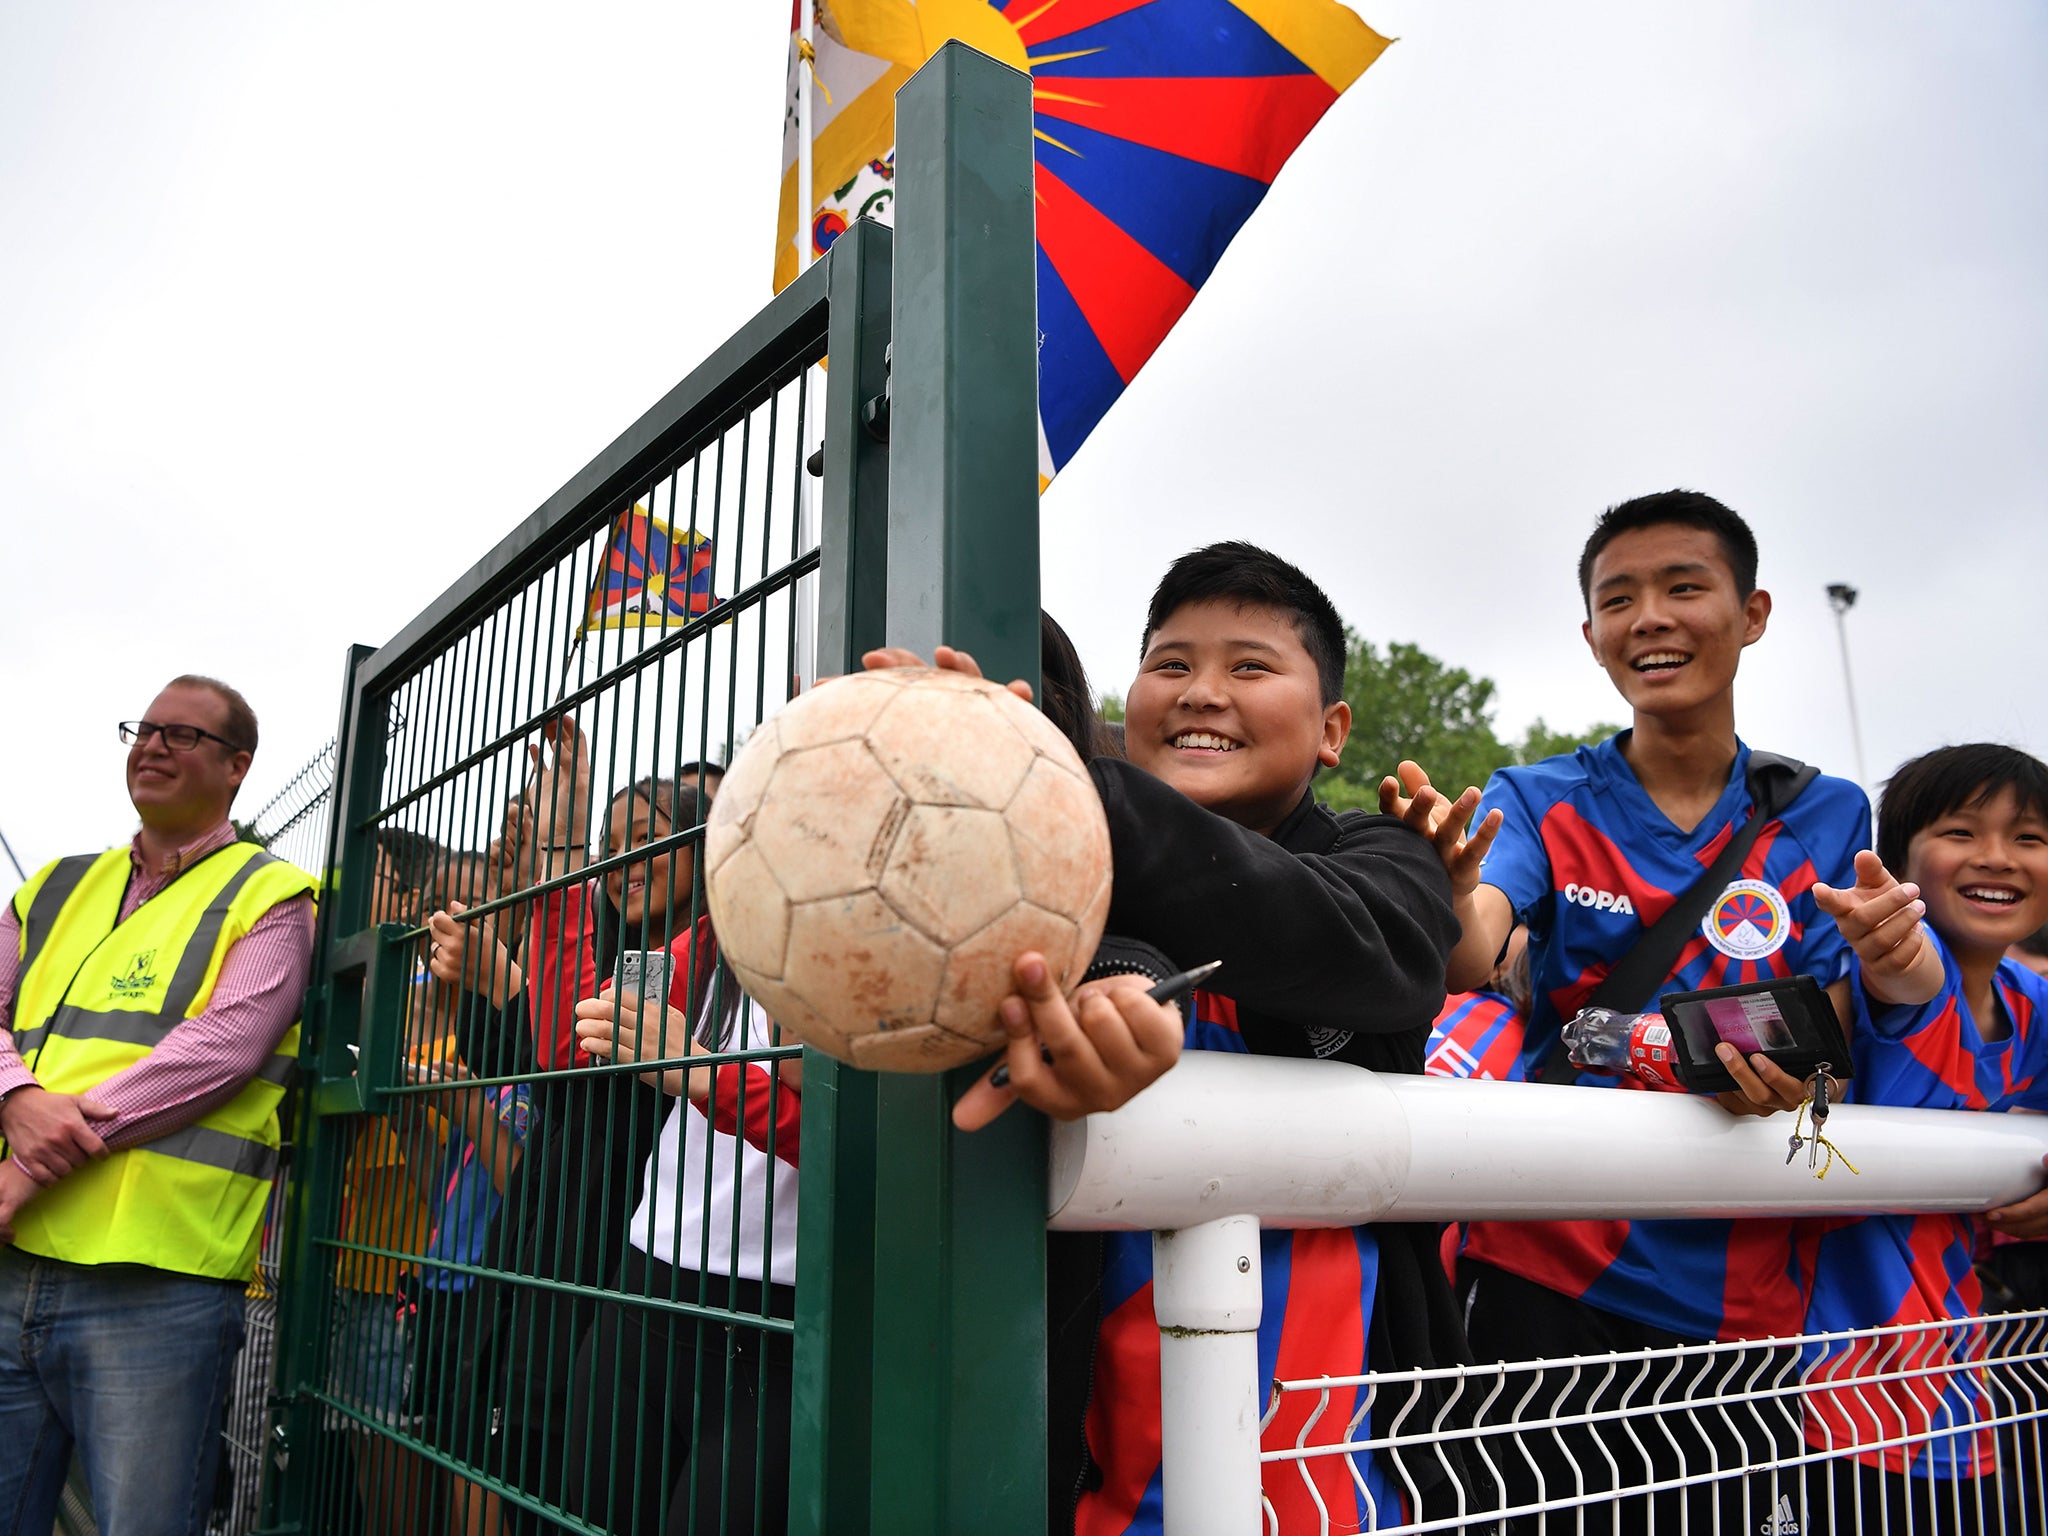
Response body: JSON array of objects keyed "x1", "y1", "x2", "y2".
[{"x1": 0, "y1": 821, "x2": 314, "y2": 1149}]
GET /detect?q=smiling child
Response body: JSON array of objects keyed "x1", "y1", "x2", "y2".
[
  {"x1": 1042, "y1": 543, "x2": 1475, "y2": 1534},
  {"x1": 1799, "y1": 745, "x2": 2048, "y2": 1525}
]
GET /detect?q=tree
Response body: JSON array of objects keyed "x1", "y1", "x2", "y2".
[
  {"x1": 1325, "y1": 635, "x2": 1501, "y2": 808},
  {"x1": 1320, "y1": 632, "x2": 1616, "y2": 811},
  {"x1": 1509, "y1": 715, "x2": 1623, "y2": 767}
]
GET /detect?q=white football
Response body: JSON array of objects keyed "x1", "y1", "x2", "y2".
[{"x1": 704, "y1": 666, "x2": 1112, "y2": 1071}]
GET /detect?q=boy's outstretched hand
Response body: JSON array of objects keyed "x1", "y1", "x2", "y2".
[
  {"x1": 951, "y1": 953, "x2": 1183, "y2": 1131},
  {"x1": 861, "y1": 645, "x2": 1033, "y2": 704},
  {"x1": 1813, "y1": 849, "x2": 1945, "y2": 1008},
  {"x1": 1378, "y1": 760, "x2": 1502, "y2": 898}
]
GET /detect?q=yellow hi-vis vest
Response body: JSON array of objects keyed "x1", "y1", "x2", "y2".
[{"x1": 5, "y1": 841, "x2": 315, "y2": 1280}]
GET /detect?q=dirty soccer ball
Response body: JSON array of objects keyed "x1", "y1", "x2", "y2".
[{"x1": 704, "y1": 666, "x2": 1112, "y2": 1071}]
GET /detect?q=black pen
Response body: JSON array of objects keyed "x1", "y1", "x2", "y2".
[{"x1": 988, "y1": 960, "x2": 1222, "y2": 1090}]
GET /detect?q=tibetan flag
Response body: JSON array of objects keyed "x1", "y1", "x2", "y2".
[
  {"x1": 776, "y1": 0, "x2": 1390, "y2": 489},
  {"x1": 579, "y1": 505, "x2": 716, "y2": 634}
]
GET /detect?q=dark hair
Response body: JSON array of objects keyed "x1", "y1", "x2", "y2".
[
  {"x1": 677, "y1": 759, "x2": 725, "y2": 780},
  {"x1": 1040, "y1": 611, "x2": 1115, "y2": 762},
  {"x1": 374, "y1": 826, "x2": 442, "y2": 894},
  {"x1": 1577, "y1": 491, "x2": 1759, "y2": 609},
  {"x1": 1497, "y1": 937, "x2": 1532, "y2": 1014},
  {"x1": 2018, "y1": 923, "x2": 2048, "y2": 961},
  {"x1": 608, "y1": 777, "x2": 710, "y2": 844},
  {"x1": 1875, "y1": 744, "x2": 2048, "y2": 875},
  {"x1": 1140, "y1": 542, "x2": 1346, "y2": 706},
  {"x1": 166, "y1": 673, "x2": 258, "y2": 754}
]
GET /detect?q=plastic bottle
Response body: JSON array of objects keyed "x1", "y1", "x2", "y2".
[{"x1": 1560, "y1": 1007, "x2": 1683, "y2": 1090}]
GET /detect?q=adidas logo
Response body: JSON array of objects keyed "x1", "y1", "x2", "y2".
[
  {"x1": 1562, "y1": 883, "x2": 1637, "y2": 915},
  {"x1": 1759, "y1": 1494, "x2": 1801, "y2": 1535}
]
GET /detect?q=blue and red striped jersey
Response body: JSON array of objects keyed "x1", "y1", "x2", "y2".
[
  {"x1": 1425, "y1": 990, "x2": 1525, "y2": 1081},
  {"x1": 1800, "y1": 940, "x2": 2048, "y2": 1477},
  {"x1": 1459, "y1": 735, "x2": 1870, "y2": 1340},
  {"x1": 1847, "y1": 931, "x2": 2048, "y2": 1114},
  {"x1": 1078, "y1": 990, "x2": 1407, "y2": 1536}
]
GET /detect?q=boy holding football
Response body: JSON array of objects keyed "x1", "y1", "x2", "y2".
[{"x1": 871, "y1": 540, "x2": 1471, "y2": 1534}]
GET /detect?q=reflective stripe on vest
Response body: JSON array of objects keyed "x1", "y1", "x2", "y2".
[
  {"x1": 6, "y1": 841, "x2": 314, "y2": 1279},
  {"x1": 18, "y1": 854, "x2": 98, "y2": 971},
  {"x1": 147, "y1": 1120, "x2": 283, "y2": 1182},
  {"x1": 12, "y1": 851, "x2": 274, "y2": 1059}
]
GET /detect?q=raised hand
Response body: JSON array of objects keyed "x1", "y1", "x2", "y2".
[
  {"x1": 1812, "y1": 849, "x2": 1943, "y2": 1007},
  {"x1": 951, "y1": 953, "x2": 1183, "y2": 1131},
  {"x1": 487, "y1": 798, "x2": 532, "y2": 896},
  {"x1": 426, "y1": 902, "x2": 522, "y2": 1008},
  {"x1": 526, "y1": 715, "x2": 593, "y2": 852},
  {"x1": 1377, "y1": 760, "x2": 1501, "y2": 899}
]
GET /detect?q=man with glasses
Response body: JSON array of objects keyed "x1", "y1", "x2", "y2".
[{"x1": 0, "y1": 674, "x2": 316, "y2": 1535}]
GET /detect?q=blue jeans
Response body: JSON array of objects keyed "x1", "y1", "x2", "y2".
[{"x1": 0, "y1": 1248, "x2": 246, "y2": 1536}]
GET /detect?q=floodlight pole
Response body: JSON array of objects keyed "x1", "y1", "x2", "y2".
[{"x1": 1826, "y1": 583, "x2": 1868, "y2": 788}]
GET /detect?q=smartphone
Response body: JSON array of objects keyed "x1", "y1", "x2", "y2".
[{"x1": 616, "y1": 950, "x2": 677, "y2": 1012}]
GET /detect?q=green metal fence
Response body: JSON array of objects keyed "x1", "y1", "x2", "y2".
[{"x1": 258, "y1": 45, "x2": 1045, "y2": 1536}]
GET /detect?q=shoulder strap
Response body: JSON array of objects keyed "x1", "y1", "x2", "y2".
[{"x1": 1536, "y1": 752, "x2": 1818, "y2": 1083}]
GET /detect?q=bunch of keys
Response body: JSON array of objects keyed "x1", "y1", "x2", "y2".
[{"x1": 1784, "y1": 1062, "x2": 1858, "y2": 1179}]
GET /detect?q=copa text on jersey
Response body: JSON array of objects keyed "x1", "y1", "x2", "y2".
[{"x1": 1561, "y1": 883, "x2": 1637, "y2": 915}]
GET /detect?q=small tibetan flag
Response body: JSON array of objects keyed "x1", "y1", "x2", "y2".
[{"x1": 579, "y1": 505, "x2": 716, "y2": 634}]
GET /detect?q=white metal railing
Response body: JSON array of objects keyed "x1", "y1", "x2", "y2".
[
  {"x1": 1050, "y1": 1055, "x2": 2048, "y2": 1535},
  {"x1": 1256, "y1": 1312, "x2": 2048, "y2": 1534}
]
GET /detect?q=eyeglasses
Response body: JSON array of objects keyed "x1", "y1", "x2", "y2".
[{"x1": 118, "y1": 720, "x2": 247, "y2": 754}]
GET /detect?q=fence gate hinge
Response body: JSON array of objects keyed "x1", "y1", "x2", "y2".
[{"x1": 863, "y1": 342, "x2": 892, "y2": 442}]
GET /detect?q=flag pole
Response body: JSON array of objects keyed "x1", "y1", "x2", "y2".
[
  {"x1": 797, "y1": 3, "x2": 816, "y2": 281},
  {"x1": 793, "y1": 1, "x2": 822, "y2": 697}
]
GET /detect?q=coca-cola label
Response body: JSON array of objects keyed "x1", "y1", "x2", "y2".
[{"x1": 1629, "y1": 1017, "x2": 1681, "y2": 1089}]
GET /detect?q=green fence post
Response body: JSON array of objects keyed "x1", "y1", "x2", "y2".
[
  {"x1": 259, "y1": 644, "x2": 382, "y2": 1535},
  {"x1": 869, "y1": 41, "x2": 1045, "y2": 1534},
  {"x1": 788, "y1": 215, "x2": 895, "y2": 1536}
]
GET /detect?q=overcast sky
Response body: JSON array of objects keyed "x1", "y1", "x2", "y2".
[{"x1": 2, "y1": 2, "x2": 2043, "y2": 875}]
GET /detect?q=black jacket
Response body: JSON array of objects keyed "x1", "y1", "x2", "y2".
[
  {"x1": 1088, "y1": 759, "x2": 1459, "y2": 1058},
  {"x1": 1047, "y1": 765, "x2": 1487, "y2": 1531}
]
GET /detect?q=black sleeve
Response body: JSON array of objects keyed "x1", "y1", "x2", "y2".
[{"x1": 1088, "y1": 759, "x2": 1458, "y2": 1036}]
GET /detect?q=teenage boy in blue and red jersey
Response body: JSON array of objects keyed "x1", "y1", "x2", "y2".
[
  {"x1": 1387, "y1": 491, "x2": 1871, "y2": 1529},
  {"x1": 879, "y1": 544, "x2": 1475, "y2": 1536},
  {"x1": 1795, "y1": 744, "x2": 2048, "y2": 1532}
]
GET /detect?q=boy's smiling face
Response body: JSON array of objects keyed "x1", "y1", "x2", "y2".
[
  {"x1": 1905, "y1": 787, "x2": 2048, "y2": 963},
  {"x1": 1125, "y1": 598, "x2": 1349, "y2": 835},
  {"x1": 1581, "y1": 523, "x2": 1770, "y2": 720}
]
